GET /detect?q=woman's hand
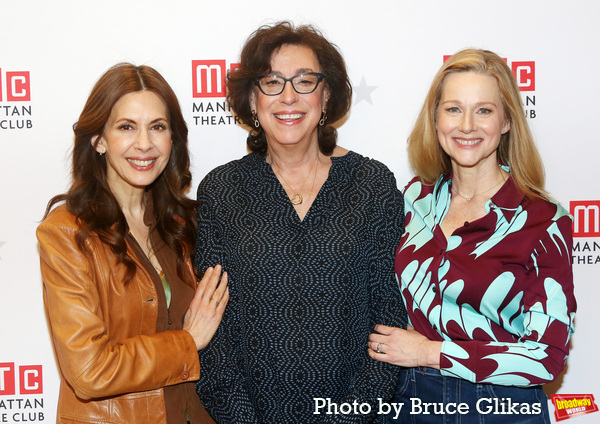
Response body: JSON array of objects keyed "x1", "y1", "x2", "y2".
[
  {"x1": 368, "y1": 324, "x2": 441, "y2": 369},
  {"x1": 183, "y1": 265, "x2": 229, "y2": 350}
]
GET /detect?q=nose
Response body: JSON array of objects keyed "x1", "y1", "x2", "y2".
[
  {"x1": 459, "y1": 111, "x2": 476, "y2": 133},
  {"x1": 134, "y1": 129, "x2": 153, "y2": 152},
  {"x1": 279, "y1": 80, "x2": 299, "y2": 104}
]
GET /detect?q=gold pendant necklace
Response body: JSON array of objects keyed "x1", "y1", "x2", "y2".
[
  {"x1": 290, "y1": 193, "x2": 303, "y2": 205},
  {"x1": 271, "y1": 155, "x2": 319, "y2": 205}
]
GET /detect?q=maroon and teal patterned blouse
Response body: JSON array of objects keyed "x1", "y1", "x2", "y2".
[{"x1": 396, "y1": 173, "x2": 576, "y2": 386}]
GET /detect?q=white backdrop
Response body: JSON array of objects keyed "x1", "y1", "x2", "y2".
[{"x1": 1, "y1": 1, "x2": 598, "y2": 422}]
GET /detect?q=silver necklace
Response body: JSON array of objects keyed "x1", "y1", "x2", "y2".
[{"x1": 452, "y1": 176, "x2": 505, "y2": 202}]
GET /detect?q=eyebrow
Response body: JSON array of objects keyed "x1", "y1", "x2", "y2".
[
  {"x1": 115, "y1": 116, "x2": 169, "y2": 122},
  {"x1": 114, "y1": 117, "x2": 168, "y2": 124},
  {"x1": 269, "y1": 67, "x2": 317, "y2": 76},
  {"x1": 439, "y1": 100, "x2": 498, "y2": 107}
]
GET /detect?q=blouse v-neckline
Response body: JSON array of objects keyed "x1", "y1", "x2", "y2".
[{"x1": 260, "y1": 152, "x2": 354, "y2": 223}]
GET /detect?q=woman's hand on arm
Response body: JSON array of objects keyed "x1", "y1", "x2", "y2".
[
  {"x1": 368, "y1": 324, "x2": 442, "y2": 369},
  {"x1": 183, "y1": 265, "x2": 229, "y2": 350}
]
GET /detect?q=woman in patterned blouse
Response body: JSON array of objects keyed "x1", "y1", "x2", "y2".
[
  {"x1": 194, "y1": 21, "x2": 407, "y2": 423},
  {"x1": 369, "y1": 49, "x2": 576, "y2": 423}
]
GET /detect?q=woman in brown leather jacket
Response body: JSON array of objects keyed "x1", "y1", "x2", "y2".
[{"x1": 37, "y1": 63, "x2": 228, "y2": 424}]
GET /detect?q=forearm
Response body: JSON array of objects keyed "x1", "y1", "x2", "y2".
[
  {"x1": 440, "y1": 338, "x2": 567, "y2": 386},
  {"x1": 58, "y1": 330, "x2": 199, "y2": 399}
]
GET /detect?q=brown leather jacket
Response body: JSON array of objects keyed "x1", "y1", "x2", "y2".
[{"x1": 37, "y1": 204, "x2": 213, "y2": 424}]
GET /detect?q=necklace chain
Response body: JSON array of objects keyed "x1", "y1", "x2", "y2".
[
  {"x1": 452, "y1": 175, "x2": 506, "y2": 202},
  {"x1": 271, "y1": 155, "x2": 319, "y2": 205}
]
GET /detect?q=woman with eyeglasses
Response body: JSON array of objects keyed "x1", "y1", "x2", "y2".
[{"x1": 194, "y1": 21, "x2": 407, "y2": 423}]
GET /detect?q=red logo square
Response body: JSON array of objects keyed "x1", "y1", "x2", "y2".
[
  {"x1": 571, "y1": 201, "x2": 600, "y2": 237},
  {"x1": 512, "y1": 61, "x2": 535, "y2": 91},
  {"x1": 19, "y1": 365, "x2": 43, "y2": 394},
  {"x1": 0, "y1": 362, "x2": 16, "y2": 395},
  {"x1": 192, "y1": 60, "x2": 227, "y2": 98},
  {"x1": 6, "y1": 71, "x2": 31, "y2": 101}
]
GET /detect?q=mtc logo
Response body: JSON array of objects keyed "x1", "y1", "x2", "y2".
[
  {"x1": 571, "y1": 201, "x2": 600, "y2": 237},
  {"x1": 442, "y1": 56, "x2": 535, "y2": 92},
  {"x1": 512, "y1": 61, "x2": 535, "y2": 91},
  {"x1": 0, "y1": 362, "x2": 43, "y2": 395},
  {"x1": 192, "y1": 60, "x2": 239, "y2": 98},
  {"x1": 0, "y1": 69, "x2": 31, "y2": 102}
]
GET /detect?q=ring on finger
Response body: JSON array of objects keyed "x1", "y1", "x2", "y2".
[{"x1": 376, "y1": 343, "x2": 385, "y2": 354}]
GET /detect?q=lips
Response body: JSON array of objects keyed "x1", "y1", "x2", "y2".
[
  {"x1": 127, "y1": 158, "x2": 157, "y2": 168},
  {"x1": 274, "y1": 113, "x2": 305, "y2": 121},
  {"x1": 453, "y1": 138, "x2": 482, "y2": 146}
]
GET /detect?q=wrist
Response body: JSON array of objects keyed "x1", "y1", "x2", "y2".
[
  {"x1": 417, "y1": 340, "x2": 425, "y2": 367},
  {"x1": 419, "y1": 340, "x2": 442, "y2": 369}
]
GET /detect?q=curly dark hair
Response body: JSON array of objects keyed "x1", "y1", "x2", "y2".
[
  {"x1": 44, "y1": 63, "x2": 197, "y2": 283},
  {"x1": 227, "y1": 21, "x2": 352, "y2": 155}
]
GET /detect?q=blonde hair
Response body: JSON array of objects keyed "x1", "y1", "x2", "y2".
[{"x1": 408, "y1": 49, "x2": 546, "y2": 199}]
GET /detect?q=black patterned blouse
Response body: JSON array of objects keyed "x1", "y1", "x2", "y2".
[{"x1": 195, "y1": 151, "x2": 407, "y2": 424}]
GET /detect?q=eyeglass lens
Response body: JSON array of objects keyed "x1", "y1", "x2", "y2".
[{"x1": 258, "y1": 73, "x2": 321, "y2": 95}]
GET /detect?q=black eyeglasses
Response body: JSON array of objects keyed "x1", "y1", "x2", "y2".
[{"x1": 255, "y1": 72, "x2": 325, "y2": 96}]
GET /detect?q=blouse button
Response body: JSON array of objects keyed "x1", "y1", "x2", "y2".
[
  {"x1": 433, "y1": 324, "x2": 438, "y2": 331},
  {"x1": 181, "y1": 371, "x2": 190, "y2": 380},
  {"x1": 432, "y1": 286, "x2": 437, "y2": 293}
]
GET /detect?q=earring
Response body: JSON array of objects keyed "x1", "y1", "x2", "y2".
[
  {"x1": 319, "y1": 110, "x2": 327, "y2": 126},
  {"x1": 98, "y1": 150, "x2": 105, "y2": 156},
  {"x1": 252, "y1": 110, "x2": 260, "y2": 128}
]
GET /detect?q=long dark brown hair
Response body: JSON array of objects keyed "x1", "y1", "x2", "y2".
[
  {"x1": 227, "y1": 21, "x2": 352, "y2": 155},
  {"x1": 44, "y1": 63, "x2": 197, "y2": 283}
]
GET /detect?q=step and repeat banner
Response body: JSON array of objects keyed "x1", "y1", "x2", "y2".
[{"x1": 1, "y1": 1, "x2": 598, "y2": 423}]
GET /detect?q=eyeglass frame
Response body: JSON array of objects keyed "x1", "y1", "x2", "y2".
[{"x1": 254, "y1": 72, "x2": 325, "y2": 96}]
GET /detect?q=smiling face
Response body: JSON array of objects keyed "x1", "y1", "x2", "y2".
[
  {"x1": 94, "y1": 90, "x2": 172, "y2": 197},
  {"x1": 436, "y1": 71, "x2": 510, "y2": 173},
  {"x1": 251, "y1": 44, "x2": 329, "y2": 150}
]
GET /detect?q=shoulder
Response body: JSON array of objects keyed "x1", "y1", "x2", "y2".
[
  {"x1": 403, "y1": 176, "x2": 426, "y2": 192},
  {"x1": 208, "y1": 153, "x2": 260, "y2": 175},
  {"x1": 521, "y1": 195, "x2": 572, "y2": 231},
  {"x1": 197, "y1": 154, "x2": 263, "y2": 194},
  {"x1": 402, "y1": 175, "x2": 439, "y2": 203},
  {"x1": 36, "y1": 204, "x2": 83, "y2": 250},
  {"x1": 495, "y1": 183, "x2": 573, "y2": 249},
  {"x1": 337, "y1": 151, "x2": 397, "y2": 185},
  {"x1": 334, "y1": 152, "x2": 404, "y2": 220},
  {"x1": 37, "y1": 204, "x2": 78, "y2": 233}
]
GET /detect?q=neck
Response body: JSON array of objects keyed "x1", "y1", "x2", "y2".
[
  {"x1": 109, "y1": 183, "x2": 147, "y2": 221},
  {"x1": 266, "y1": 142, "x2": 321, "y2": 171},
  {"x1": 451, "y1": 164, "x2": 507, "y2": 200}
]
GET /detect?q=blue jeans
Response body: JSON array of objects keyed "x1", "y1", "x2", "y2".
[{"x1": 386, "y1": 367, "x2": 550, "y2": 424}]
